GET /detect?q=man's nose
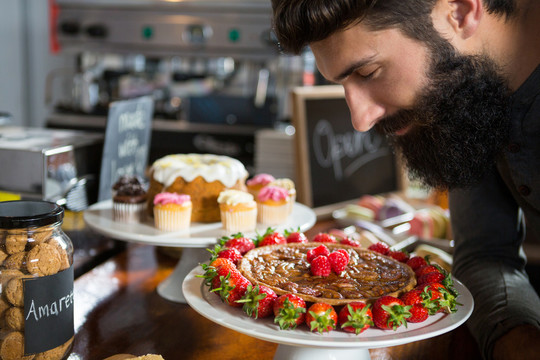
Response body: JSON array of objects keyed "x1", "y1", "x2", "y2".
[{"x1": 344, "y1": 85, "x2": 385, "y2": 132}]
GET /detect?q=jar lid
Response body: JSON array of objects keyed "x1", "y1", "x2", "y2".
[{"x1": 0, "y1": 201, "x2": 64, "y2": 229}]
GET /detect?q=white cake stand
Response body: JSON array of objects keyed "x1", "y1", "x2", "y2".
[
  {"x1": 83, "y1": 200, "x2": 317, "y2": 303},
  {"x1": 183, "y1": 266, "x2": 473, "y2": 360}
]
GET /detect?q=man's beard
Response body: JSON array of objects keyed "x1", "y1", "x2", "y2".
[{"x1": 374, "y1": 42, "x2": 512, "y2": 191}]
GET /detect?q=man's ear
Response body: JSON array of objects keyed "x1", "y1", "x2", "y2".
[
  {"x1": 433, "y1": 0, "x2": 483, "y2": 40},
  {"x1": 448, "y1": 0, "x2": 483, "y2": 39}
]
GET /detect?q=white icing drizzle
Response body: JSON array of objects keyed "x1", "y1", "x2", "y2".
[{"x1": 151, "y1": 154, "x2": 248, "y2": 188}]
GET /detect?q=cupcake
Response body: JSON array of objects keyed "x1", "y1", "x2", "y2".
[
  {"x1": 246, "y1": 173, "x2": 275, "y2": 199},
  {"x1": 218, "y1": 190, "x2": 257, "y2": 233},
  {"x1": 256, "y1": 185, "x2": 291, "y2": 225},
  {"x1": 153, "y1": 192, "x2": 192, "y2": 231},
  {"x1": 269, "y1": 178, "x2": 296, "y2": 215},
  {"x1": 112, "y1": 176, "x2": 147, "y2": 223}
]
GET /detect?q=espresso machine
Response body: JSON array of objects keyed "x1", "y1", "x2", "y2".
[{"x1": 46, "y1": 0, "x2": 306, "y2": 171}]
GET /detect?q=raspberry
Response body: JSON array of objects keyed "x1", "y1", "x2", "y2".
[
  {"x1": 339, "y1": 237, "x2": 361, "y2": 247},
  {"x1": 307, "y1": 244, "x2": 330, "y2": 263},
  {"x1": 328, "y1": 251, "x2": 349, "y2": 275},
  {"x1": 310, "y1": 255, "x2": 331, "y2": 276},
  {"x1": 368, "y1": 242, "x2": 390, "y2": 255}
]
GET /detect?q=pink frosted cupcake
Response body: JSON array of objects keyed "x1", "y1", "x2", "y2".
[
  {"x1": 256, "y1": 185, "x2": 291, "y2": 225},
  {"x1": 269, "y1": 178, "x2": 296, "y2": 215},
  {"x1": 218, "y1": 190, "x2": 257, "y2": 233},
  {"x1": 153, "y1": 193, "x2": 192, "y2": 231},
  {"x1": 246, "y1": 173, "x2": 275, "y2": 199}
]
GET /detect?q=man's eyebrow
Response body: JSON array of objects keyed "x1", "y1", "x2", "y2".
[{"x1": 332, "y1": 55, "x2": 377, "y2": 83}]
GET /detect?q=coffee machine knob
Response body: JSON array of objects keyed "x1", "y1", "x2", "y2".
[
  {"x1": 86, "y1": 24, "x2": 108, "y2": 38},
  {"x1": 59, "y1": 21, "x2": 81, "y2": 35}
]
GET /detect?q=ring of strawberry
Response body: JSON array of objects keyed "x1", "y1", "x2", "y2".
[
  {"x1": 372, "y1": 296, "x2": 412, "y2": 330},
  {"x1": 273, "y1": 294, "x2": 307, "y2": 330},
  {"x1": 219, "y1": 233, "x2": 255, "y2": 255},
  {"x1": 284, "y1": 228, "x2": 309, "y2": 243},
  {"x1": 400, "y1": 287, "x2": 442, "y2": 316},
  {"x1": 257, "y1": 227, "x2": 287, "y2": 247},
  {"x1": 207, "y1": 243, "x2": 243, "y2": 265},
  {"x1": 306, "y1": 303, "x2": 338, "y2": 333},
  {"x1": 237, "y1": 284, "x2": 277, "y2": 319},
  {"x1": 210, "y1": 267, "x2": 251, "y2": 307},
  {"x1": 311, "y1": 232, "x2": 337, "y2": 243},
  {"x1": 338, "y1": 302, "x2": 373, "y2": 334}
]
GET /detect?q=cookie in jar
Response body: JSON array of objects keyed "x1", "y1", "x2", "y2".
[{"x1": 0, "y1": 201, "x2": 74, "y2": 360}]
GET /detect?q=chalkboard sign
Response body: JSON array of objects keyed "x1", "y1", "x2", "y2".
[
  {"x1": 98, "y1": 96, "x2": 154, "y2": 201},
  {"x1": 291, "y1": 86, "x2": 402, "y2": 215}
]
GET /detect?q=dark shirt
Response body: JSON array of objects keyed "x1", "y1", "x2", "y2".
[{"x1": 449, "y1": 63, "x2": 540, "y2": 358}]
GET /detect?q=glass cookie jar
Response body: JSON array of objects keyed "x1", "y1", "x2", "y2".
[{"x1": 0, "y1": 201, "x2": 74, "y2": 360}]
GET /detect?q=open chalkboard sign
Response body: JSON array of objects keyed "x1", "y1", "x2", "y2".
[
  {"x1": 98, "y1": 96, "x2": 154, "y2": 201},
  {"x1": 291, "y1": 86, "x2": 403, "y2": 216}
]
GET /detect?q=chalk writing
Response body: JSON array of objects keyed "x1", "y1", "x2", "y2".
[{"x1": 312, "y1": 118, "x2": 387, "y2": 181}]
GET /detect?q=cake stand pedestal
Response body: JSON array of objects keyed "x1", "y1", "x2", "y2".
[
  {"x1": 156, "y1": 248, "x2": 209, "y2": 303},
  {"x1": 274, "y1": 346, "x2": 370, "y2": 360}
]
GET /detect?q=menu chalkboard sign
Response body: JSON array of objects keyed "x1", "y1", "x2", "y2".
[
  {"x1": 291, "y1": 86, "x2": 401, "y2": 215},
  {"x1": 98, "y1": 96, "x2": 154, "y2": 201}
]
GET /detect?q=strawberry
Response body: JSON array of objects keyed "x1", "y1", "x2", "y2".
[
  {"x1": 339, "y1": 237, "x2": 361, "y2": 247},
  {"x1": 211, "y1": 270, "x2": 251, "y2": 307},
  {"x1": 328, "y1": 251, "x2": 349, "y2": 275},
  {"x1": 199, "y1": 258, "x2": 236, "y2": 287},
  {"x1": 257, "y1": 228, "x2": 287, "y2": 247},
  {"x1": 388, "y1": 250, "x2": 410, "y2": 263},
  {"x1": 237, "y1": 284, "x2": 277, "y2": 318},
  {"x1": 433, "y1": 286, "x2": 461, "y2": 314},
  {"x1": 312, "y1": 232, "x2": 337, "y2": 243},
  {"x1": 408, "y1": 304, "x2": 429, "y2": 323},
  {"x1": 306, "y1": 303, "x2": 338, "y2": 333},
  {"x1": 284, "y1": 228, "x2": 309, "y2": 243},
  {"x1": 415, "y1": 264, "x2": 440, "y2": 278},
  {"x1": 273, "y1": 293, "x2": 307, "y2": 330},
  {"x1": 220, "y1": 233, "x2": 255, "y2": 255},
  {"x1": 372, "y1": 296, "x2": 411, "y2": 330},
  {"x1": 216, "y1": 247, "x2": 243, "y2": 265},
  {"x1": 311, "y1": 255, "x2": 331, "y2": 276},
  {"x1": 338, "y1": 302, "x2": 373, "y2": 334},
  {"x1": 306, "y1": 244, "x2": 330, "y2": 263},
  {"x1": 368, "y1": 242, "x2": 390, "y2": 255},
  {"x1": 406, "y1": 256, "x2": 428, "y2": 271},
  {"x1": 417, "y1": 271, "x2": 445, "y2": 286},
  {"x1": 400, "y1": 288, "x2": 441, "y2": 315}
]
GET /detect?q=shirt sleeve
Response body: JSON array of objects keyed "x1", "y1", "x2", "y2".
[{"x1": 449, "y1": 166, "x2": 540, "y2": 359}]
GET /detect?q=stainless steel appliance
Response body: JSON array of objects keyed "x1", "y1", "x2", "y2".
[
  {"x1": 46, "y1": 0, "x2": 306, "y2": 169},
  {"x1": 0, "y1": 126, "x2": 103, "y2": 210}
]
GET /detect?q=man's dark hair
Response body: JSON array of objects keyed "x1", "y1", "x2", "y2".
[{"x1": 271, "y1": 0, "x2": 517, "y2": 54}]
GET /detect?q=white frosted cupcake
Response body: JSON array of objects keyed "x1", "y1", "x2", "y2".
[
  {"x1": 153, "y1": 193, "x2": 192, "y2": 231},
  {"x1": 269, "y1": 178, "x2": 296, "y2": 215},
  {"x1": 256, "y1": 185, "x2": 291, "y2": 225},
  {"x1": 218, "y1": 190, "x2": 257, "y2": 233}
]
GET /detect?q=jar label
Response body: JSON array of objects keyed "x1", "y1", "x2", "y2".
[{"x1": 23, "y1": 266, "x2": 74, "y2": 355}]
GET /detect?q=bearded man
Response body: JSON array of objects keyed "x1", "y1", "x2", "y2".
[{"x1": 271, "y1": 0, "x2": 540, "y2": 358}]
